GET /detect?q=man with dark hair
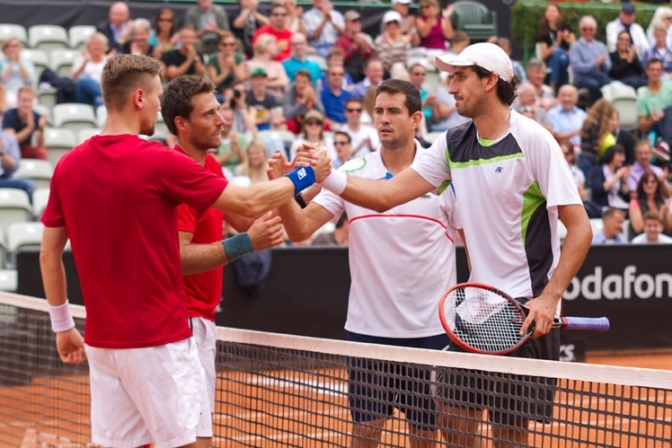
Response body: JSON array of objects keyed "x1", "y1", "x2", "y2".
[
  {"x1": 161, "y1": 75, "x2": 284, "y2": 446},
  {"x1": 39, "y1": 54, "x2": 328, "y2": 448},
  {"x1": 309, "y1": 43, "x2": 592, "y2": 446},
  {"x1": 253, "y1": 3, "x2": 293, "y2": 62},
  {"x1": 267, "y1": 78, "x2": 462, "y2": 447},
  {"x1": 162, "y1": 27, "x2": 207, "y2": 81},
  {"x1": 332, "y1": 130, "x2": 353, "y2": 169},
  {"x1": 320, "y1": 65, "x2": 352, "y2": 125},
  {"x1": 637, "y1": 58, "x2": 672, "y2": 160}
]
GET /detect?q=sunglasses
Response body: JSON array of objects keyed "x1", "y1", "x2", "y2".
[
  {"x1": 221, "y1": 42, "x2": 237, "y2": 47},
  {"x1": 334, "y1": 141, "x2": 350, "y2": 146},
  {"x1": 346, "y1": 108, "x2": 362, "y2": 113},
  {"x1": 305, "y1": 120, "x2": 322, "y2": 126}
]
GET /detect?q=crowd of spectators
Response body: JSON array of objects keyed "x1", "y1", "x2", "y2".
[{"x1": 0, "y1": 0, "x2": 671, "y2": 245}]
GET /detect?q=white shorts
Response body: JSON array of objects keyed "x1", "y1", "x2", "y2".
[
  {"x1": 85, "y1": 338, "x2": 213, "y2": 448},
  {"x1": 190, "y1": 317, "x2": 217, "y2": 416}
]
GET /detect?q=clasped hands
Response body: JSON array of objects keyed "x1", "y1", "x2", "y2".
[{"x1": 267, "y1": 143, "x2": 333, "y2": 182}]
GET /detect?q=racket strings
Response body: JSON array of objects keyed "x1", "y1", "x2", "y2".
[{"x1": 444, "y1": 288, "x2": 525, "y2": 353}]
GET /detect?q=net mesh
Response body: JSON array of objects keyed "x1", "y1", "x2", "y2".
[{"x1": 1, "y1": 293, "x2": 672, "y2": 447}]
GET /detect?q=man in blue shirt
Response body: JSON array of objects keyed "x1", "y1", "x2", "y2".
[
  {"x1": 320, "y1": 65, "x2": 352, "y2": 124},
  {"x1": 282, "y1": 34, "x2": 323, "y2": 87},
  {"x1": 0, "y1": 131, "x2": 35, "y2": 202},
  {"x1": 570, "y1": 15, "x2": 612, "y2": 105},
  {"x1": 547, "y1": 85, "x2": 587, "y2": 147},
  {"x1": 591, "y1": 208, "x2": 628, "y2": 244}
]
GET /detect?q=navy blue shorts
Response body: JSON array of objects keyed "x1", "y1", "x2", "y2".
[
  {"x1": 345, "y1": 330, "x2": 450, "y2": 429},
  {"x1": 437, "y1": 328, "x2": 560, "y2": 425}
]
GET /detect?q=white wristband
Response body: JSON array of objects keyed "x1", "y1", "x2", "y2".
[
  {"x1": 48, "y1": 301, "x2": 76, "y2": 333},
  {"x1": 318, "y1": 170, "x2": 347, "y2": 196}
]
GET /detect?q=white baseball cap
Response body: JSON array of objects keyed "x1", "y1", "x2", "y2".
[
  {"x1": 435, "y1": 43, "x2": 514, "y2": 82},
  {"x1": 382, "y1": 10, "x2": 403, "y2": 24},
  {"x1": 392, "y1": 0, "x2": 412, "y2": 5}
]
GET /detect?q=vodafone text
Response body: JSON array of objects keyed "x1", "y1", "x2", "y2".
[{"x1": 563, "y1": 266, "x2": 672, "y2": 301}]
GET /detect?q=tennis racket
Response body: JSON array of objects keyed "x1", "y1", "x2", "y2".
[{"x1": 438, "y1": 282, "x2": 610, "y2": 355}]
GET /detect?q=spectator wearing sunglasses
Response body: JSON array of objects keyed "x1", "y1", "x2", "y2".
[
  {"x1": 341, "y1": 98, "x2": 379, "y2": 158},
  {"x1": 321, "y1": 66, "x2": 353, "y2": 125},
  {"x1": 332, "y1": 131, "x2": 354, "y2": 169},
  {"x1": 150, "y1": 8, "x2": 179, "y2": 61},
  {"x1": 253, "y1": 3, "x2": 294, "y2": 62},
  {"x1": 289, "y1": 110, "x2": 336, "y2": 161}
]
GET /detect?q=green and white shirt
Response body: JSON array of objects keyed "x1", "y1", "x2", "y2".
[{"x1": 411, "y1": 111, "x2": 581, "y2": 302}]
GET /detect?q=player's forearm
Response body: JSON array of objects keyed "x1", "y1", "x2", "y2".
[
  {"x1": 339, "y1": 177, "x2": 397, "y2": 213},
  {"x1": 180, "y1": 242, "x2": 228, "y2": 275},
  {"x1": 39, "y1": 252, "x2": 68, "y2": 307},
  {"x1": 277, "y1": 199, "x2": 313, "y2": 241},
  {"x1": 213, "y1": 178, "x2": 296, "y2": 218},
  {"x1": 544, "y1": 209, "x2": 592, "y2": 300}
]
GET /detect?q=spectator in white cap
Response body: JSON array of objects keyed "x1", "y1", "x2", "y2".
[
  {"x1": 380, "y1": 0, "x2": 418, "y2": 44},
  {"x1": 606, "y1": 3, "x2": 649, "y2": 59},
  {"x1": 375, "y1": 11, "x2": 412, "y2": 77},
  {"x1": 307, "y1": 41, "x2": 591, "y2": 446}
]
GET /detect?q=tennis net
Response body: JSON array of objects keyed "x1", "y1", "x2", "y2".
[{"x1": 0, "y1": 292, "x2": 671, "y2": 447}]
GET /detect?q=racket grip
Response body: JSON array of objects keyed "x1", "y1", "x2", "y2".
[{"x1": 557, "y1": 316, "x2": 610, "y2": 332}]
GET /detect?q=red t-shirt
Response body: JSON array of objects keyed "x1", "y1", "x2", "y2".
[
  {"x1": 41, "y1": 135, "x2": 228, "y2": 349},
  {"x1": 176, "y1": 148, "x2": 226, "y2": 321},
  {"x1": 253, "y1": 26, "x2": 293, "y2": 62}
]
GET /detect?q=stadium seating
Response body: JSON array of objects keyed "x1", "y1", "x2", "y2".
[
  {"x1": 451, "y1": 0, "x2": 497, "y2": 42},
  {"x1": 13, "y1": 160, "x2": 53, "y2": 190},
  {"x1": 52, "y1": 103, "x2": 97, "y2": 133},
  {"x1": 68, "y1": 25, "x2": 96, "y2": 49},
  {"x1": 0, "y1": 269, "x2": 17, "y2": 292},
  {"x1": 0, "y1": 24, "x2": 27, "y2": 44},
  {"x1": 0, "y1": 189, "x2": 32, "y2": 237},
  {"x1": 32, "y1": 188, "x2": 49, "y2": 220},
  {"x1": 601, "y1": 82, "x2": 638, "y2": 131},
  {"x1": 49, "y1": 49, "x2": 79, "y2": 78},
  {"x1": 28, "y1": 25, "x2": 68, "y2": 51},
  {"x1": 20, "y1": 49, "x2": 50, "y2": 85},
  {"x1": 6, "y1": 222, "x2": 44, "y2": 267},
  {"x1": 43, "y1": 128, "x2": 76, "y2": 166},
  {"x1": 33, "y1": 104, "x2": 51, "y2": 123},
  {"x1": 77, "y1": 128, "x2": 101, "y2": 144},
  {"x1": 37, "y1": 88, "x2": 57, "y2": 112},
  {"x1": 95, "y1": 105, "x2": 107, "y2": 129}
]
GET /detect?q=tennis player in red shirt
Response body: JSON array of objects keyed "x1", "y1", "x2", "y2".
[{"x1": 39, "y1": 54, "x2": 330, "y2": 448}]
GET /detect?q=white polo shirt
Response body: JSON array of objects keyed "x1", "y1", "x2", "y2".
[
  {"x1": 313, "y1": 142, "x2": 461, "y2": 338},
  {"x1": 410, "y1": 111, "x2": 581, "y2": 305}
]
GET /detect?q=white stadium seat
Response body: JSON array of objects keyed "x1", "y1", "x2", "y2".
[
  {"x1": 6, "y1": 222, "x2": 44, "y2": 267},
  {"x1": 0, "y1": 189, "x2": 32, "y2": 237},
  {"x1": 49, "y1": 49, "x2": 79, "y2": 78},
  {"x1": 20, "y1": 49, "x2": 49, "y2": 84},
  {"x1": 28, "y1": 25, "x2": 68, "y2": 51},
  {"x1": 0, "y1": 24, "x2": 27, "y2": 44},
  {"x1": 68, "y1": 25, "x2": 96, "y2": 49},
  {"x1": 78, "y1": 128, "x2": 101, "y2": 144},
  {"x1": 52, "y1": 103, "x2": 97, "y2": 133},
  {"x1": 13, "y1": 160, "x2": 54, "y2": 190},
  {"x1": 43, "y1": 127, "x2": 76, "y2": 166},
  {"x1": 32, "y1": 188, "x2": 49, "y2": 220}
]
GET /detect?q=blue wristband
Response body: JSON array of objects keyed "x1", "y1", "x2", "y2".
[
  {"x1": 222, "y1": 232, "x2": 254, "y2": 262},
  {"x1": 285, "y1": 166, "x2": 316, "y2": 196}
]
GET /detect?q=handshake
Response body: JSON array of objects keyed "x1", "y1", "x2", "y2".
[{"x1": 268, "y1": 143, "x2": 334, "y2": 183}]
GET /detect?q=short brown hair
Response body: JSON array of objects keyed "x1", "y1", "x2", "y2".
[
  {"x1": 375, "y1": 79, "x2": 422, "y2": 115},
  {"x1": 17, "y1": 86, "x2": 35, "y2": 97},
  {"x1": 161, "y1": 75, "x2": 216, "y2": 135},
  {"x1": 295, "y1": 69, "x2": 312, "y2": 82},
  {"x1": 472, "y1": 65, "x2": 519, "y2": 106},
  {"x1": 644, "y1": 210, "x2": 663, "y2": 225},
  {"x1": 101, "y1": 54, "x2": 161, "y2": 112}
]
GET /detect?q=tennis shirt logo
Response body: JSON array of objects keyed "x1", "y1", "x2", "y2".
[
  {"x1": 495, "y1": 167, "x2": 504, "y2": 173},
  {"x1": 297, "y1": 168, "x2": 307, "y2": 179}
]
